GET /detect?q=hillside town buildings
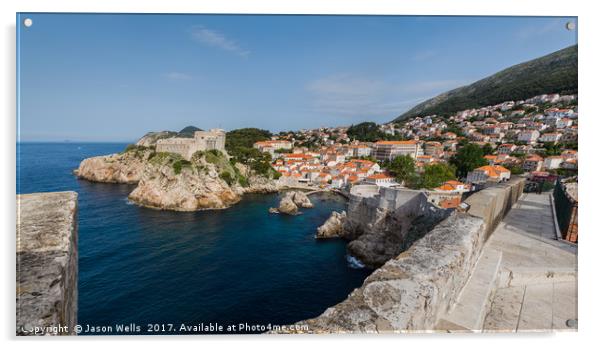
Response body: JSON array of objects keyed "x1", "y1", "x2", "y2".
[{"x1": 246, "y1": 92, "x2": 577, "y2": 210}]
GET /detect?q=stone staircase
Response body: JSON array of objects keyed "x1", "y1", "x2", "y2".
[
  {"x1": 436, "y1": 192, "x2": 578, "y2": 332},
  {"x1": 436, "y1": 249, "x2": 503, "y2": 332}
]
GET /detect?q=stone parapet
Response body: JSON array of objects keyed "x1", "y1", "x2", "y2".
[
  {"x1": 16, "y1": 191, "x2": 78, "y2": 336},
  {"x1": 276, "y1": 178, "x2": 526, "y2": 333},
  {"x1": 464, "y1": 178, "x2": 525, "y2": 238}
]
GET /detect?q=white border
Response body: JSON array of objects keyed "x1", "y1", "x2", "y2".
[{"x1": 2, "y1": 1, "x2": 600, "y2": 348}]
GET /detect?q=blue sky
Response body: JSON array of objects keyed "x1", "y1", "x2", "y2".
[{"x1": 17, "y1": 14, "x2": 577, "y2": 142}]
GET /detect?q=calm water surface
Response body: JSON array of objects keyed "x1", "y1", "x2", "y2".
[{"x1": 17, "y1": 142, "x2": 371, "y2": 334}]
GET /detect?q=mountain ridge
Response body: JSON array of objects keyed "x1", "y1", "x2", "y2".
[{"x1": 393, "y1": 45, "x2": 577, "y2": 122}]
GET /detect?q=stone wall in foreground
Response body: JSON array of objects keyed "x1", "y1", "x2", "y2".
[
  {"x1": 278, "y1": 178, "x2": 525, "y2": 333},
  {"x1": 16, "y1": 191, "x2": 78, "y2": 336}
]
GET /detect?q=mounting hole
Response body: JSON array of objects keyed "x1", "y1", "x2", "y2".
[
  {"x1": 566, "y1": 21, "x2": 575, "y2": 31},
  {"x1": 566, "y1": 319, "x2": 578, "y2": 328},
  {"x1": 23, "y1": 18, "x2": 33, "y2": 27}
]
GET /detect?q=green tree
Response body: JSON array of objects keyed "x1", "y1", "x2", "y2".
[
  {"x1": 418, "y1": 163, "x2": 457, "y2": 189},
  {"x1": 225, "y1": 128, "x2": 272, "y2": 150},
  {"x1": 385, "y1": 155, "x2": 417, "y2": 186},
  {"x1": 346, "y1": 122, "x2": 385, "y2": 142},
  {"x1": 450, "y1": 143, "x2": 488, "y2": 178},
  {"x1": 482, "y1": 143, "x2": 494, "y2": 155},
  {"x1": 510, "y1": 165, "x2": 524, "y2": 175}
]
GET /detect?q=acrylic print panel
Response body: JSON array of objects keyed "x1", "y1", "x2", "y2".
[{"x1": 16, "y1": 13, "x2": 578, "y2": 335}]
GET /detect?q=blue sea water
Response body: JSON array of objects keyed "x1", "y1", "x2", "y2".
[{"x1": 17, "y1": 142, "x2": 371, "y2": 334}]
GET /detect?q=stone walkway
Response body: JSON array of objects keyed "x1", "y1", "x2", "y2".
[{"x1": 482, "y1": 192, "x2": 578, "y2": 332}]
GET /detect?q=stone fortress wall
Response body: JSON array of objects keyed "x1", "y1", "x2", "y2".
[
  {"x1": 279, "y1": 177, "x2": 526, "y2": 333},
  {"x1": 346, "y1": 185, "x2": 433, "y2": 239},
  {"x1": 17, "y1": 192, "x2": 78, "y2": 336},
  {"x1": 156, "y1": 129, "x2": 226, "y2": 160}
]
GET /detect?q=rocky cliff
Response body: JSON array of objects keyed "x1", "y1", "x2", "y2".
[
  {"x1": 340, "y1": 186, "x2": 450, "y2": 268},
  {"x1": 127, "y1": 152, "x2": 242, "y2": 211},
  {"x1": 316, "y1": 211, "x2": 347, "y2": 238},
  {"x1": 75, "y1": 146, "x2": 280, "y2": 211},
  {"x1": 74, "y1": 147, "x2": 154, "y2": 184}
]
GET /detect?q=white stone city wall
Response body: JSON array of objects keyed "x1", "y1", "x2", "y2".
[
  {"x1": 17, "y1": 191, "x2": 79, "y2": 336},
  {"x1": 277, "y1": 178, "x2": 526, "y2": 333}
]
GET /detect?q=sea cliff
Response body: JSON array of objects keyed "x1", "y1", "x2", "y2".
[
  {"x1": 75, "y1": 145, "x2": 280, "y2": 211},
  {"x1": 74, "y1": 147, "x2": 154, "y2": 184}
]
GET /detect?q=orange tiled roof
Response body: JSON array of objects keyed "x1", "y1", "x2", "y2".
[
  {"x1": 476, "y1": 165, "x2": 510, "y2": 178},
  {"x1": 439, "y1": 197, "x2": 461, "y2": 209},
  {"x1": 367, "y1": 173, "x2": 394, "y2": 180},
  {"x1": 526, "y1": 154, "x2": 543, "y2": 161},
  {"x1": 374, "y1": 140, "x2": 418, "y2": 145}
]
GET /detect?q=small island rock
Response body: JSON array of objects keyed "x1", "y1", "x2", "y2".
[
  {"x1": 278, "y1": 196, "x2": 299, "y2": 215},
  {"x1": 316, "y1": 211, "x2": 347, "y2": 239}
]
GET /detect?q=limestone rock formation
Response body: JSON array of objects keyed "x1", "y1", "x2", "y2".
[
  {"x1": 316, "y1": 211, "x2": 347, "y2": 239},
  {"x1": 272, "y1": 191, "x2": 313, "y2": 215},
  {"x1": 73, "y1": 148, "x2": 153, "y2": 184},
  {"x1": 277, "y1": 195, "x2": 299, "y2": 215},
  {"x1": 127, "y1": 153, "x2": 241, "y2": 211},
  {"x1": 342, "y1": 188, "x2": 450, "y2": 268},
  {"x1": 290, "y1": 191, "x2": 313, "y2": 208},
  {"x1": 75, "y1": 144, "x2": 281, "y2": 212},
  {"x1": 235, "y1": 163, "x2": 280, "y2": 194}
]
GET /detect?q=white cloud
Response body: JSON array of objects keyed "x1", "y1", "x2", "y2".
[
  {"x1": 516, "y1": 19, "x2": 565, "y2": 40},
  {"x1": 190, "y1": 25, "x2": 250, "y2": 57},
  {"x1": 163, "y1": 72, "x2": 192, "y2": 80},
  {"x1": 306, "y1": 74, "x2": 467, "y2": 119}
]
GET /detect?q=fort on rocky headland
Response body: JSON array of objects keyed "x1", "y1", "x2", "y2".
[{"x1": 155, "y1": 129, "x2": 226, "y2": 160}]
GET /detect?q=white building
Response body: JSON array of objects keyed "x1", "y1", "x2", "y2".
[
  {"x1": 539, "y1": 132, "x2": 562, "y2": 144},
  {"x1": 372, "y1": 140, "x2": 423, "y2": 162},
  {"x1": 253, "y1": 140, "x2": 293, "y2": 157},
  {"x1": 517, "y1": 130, "x2": 540, "y2": 144},
  {"x1": 543, "y1": 156, "x2": 564, "y2": 170},
  {"x1": 365, "y1": 173, "x2": 398, "y2": 187}
]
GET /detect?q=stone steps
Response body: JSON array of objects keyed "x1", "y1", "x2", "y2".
[
  {"x1": 435, "y1": 249, "x2": 503, "y2": 332},
  {"x1": 483, "y1": 281, "x2": 578, "y2": 332},
  {"x1": 498, "y1": 266, "x2": 577, "y2": 288}
]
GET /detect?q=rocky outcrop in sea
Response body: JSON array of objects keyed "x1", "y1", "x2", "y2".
[
  {"x1": 271, "y1": 191, "x2": 313, "y2": 215},
  {"x1": 73, "y1": 147, "x2": 154, "y2": 184},
  {"x1": 316, "y1": 211, "x2": 346, "y2": 238}
]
